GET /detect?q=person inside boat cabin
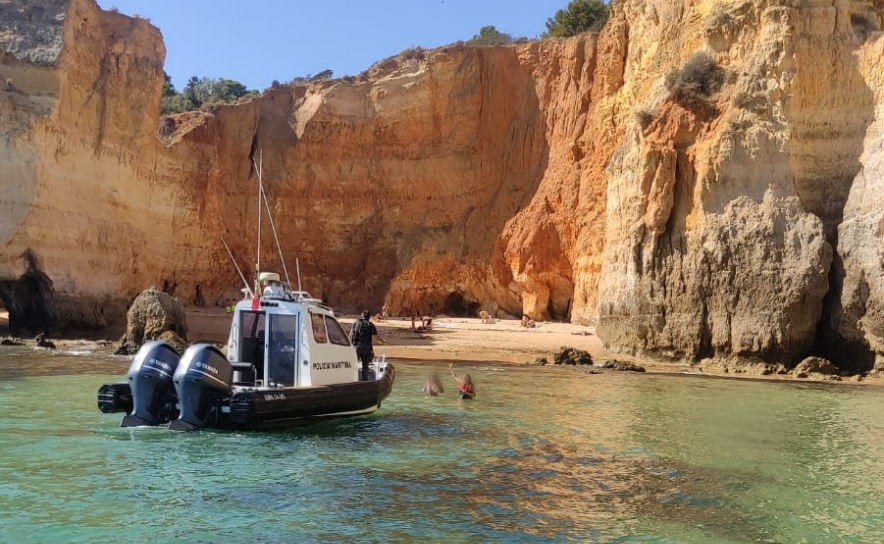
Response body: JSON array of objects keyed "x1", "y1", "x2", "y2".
[
  {"x1": 350, "y1": 310, "x2": 384, "y2": 381},
  {"x1": 449, "y1": 363, "x2": 475, "y2": 399}
]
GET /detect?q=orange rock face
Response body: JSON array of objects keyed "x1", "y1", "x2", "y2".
[
  {"x1": 3, "y1": 0, "x2": 884, "y2": 371},
  {"x1": 1, "y1": 0, "x2": 611, "y2": 328}
]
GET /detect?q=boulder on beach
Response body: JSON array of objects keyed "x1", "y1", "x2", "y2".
[
  {"x1": 115, "y1": 287, "x2": 188, "y2": 355},
  {"x1": 792, "y1": 357, "x2": 841, "y2": 380}
]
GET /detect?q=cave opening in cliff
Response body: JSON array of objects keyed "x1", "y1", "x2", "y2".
[
  {"x1": 815, "y1": 253, "x2": 876, "y2": 373},
  {"x1": 2, "y1": 276, "x2": 55, "y2": 333},
  {"x1": 442, "y1": 292, "x2": 480, "y2": 318},
  {"x1": 1, "y1": 250, "x2": 57, "y2": 334}
]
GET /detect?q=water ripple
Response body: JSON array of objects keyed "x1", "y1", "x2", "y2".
[{"x1": 1, "y1": 353, "x2": 884, "y2": 542}]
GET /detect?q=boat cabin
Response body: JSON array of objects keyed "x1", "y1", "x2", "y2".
[{"x1": 225, "y1": 273, "x2": 358, "y2": 388}]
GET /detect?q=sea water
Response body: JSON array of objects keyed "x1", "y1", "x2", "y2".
[{"x1": 1, "y1": 346, "x2": 884, "y2": 543}]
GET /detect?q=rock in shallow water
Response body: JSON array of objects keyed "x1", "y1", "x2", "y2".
[{"x1": 115, "y1": 287, "x2": 188, "y2": 355}]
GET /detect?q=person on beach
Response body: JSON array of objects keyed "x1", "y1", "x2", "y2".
[
  {"x1": 350, "y1": 310, "x2": 384, "y2": 381},
  {"x1": 449, "y1": 363, "x2": 475, "y2": 399},
  {"x1": 411, "y1": 314, "x2": 433, "y2": 333},
  {"x1": 421, "y1": 372, "x2": 445, "y2": 396}
]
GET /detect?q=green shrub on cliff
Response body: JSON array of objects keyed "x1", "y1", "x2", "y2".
[
  {"x1": 160, "y1": 72, "x2": 255, "y2": 115},
  {"x1": 160, "y1": 93, "x2": 196, "y2": 115},
  {"x1": 468, "y1": 25, "x2": 514, "y2": 45},
  {"x1": 543, "y1": 0, "x2": 609, "y2": 38}
]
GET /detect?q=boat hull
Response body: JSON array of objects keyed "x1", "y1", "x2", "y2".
[
  {"x1": 227, "y1": 365, "x2": 395, "y2": 431},
  {"x1": 98, "y1": 361, "x2": 395, "y2": 431}
]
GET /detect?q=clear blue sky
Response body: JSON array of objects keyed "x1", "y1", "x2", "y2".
[{"x1": 95, "y1": 1, "x2": 571, "y2": 92}]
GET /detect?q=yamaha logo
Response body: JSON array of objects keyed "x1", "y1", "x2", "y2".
[
  {"x1": 148, "y1": 357, "x2": 172, "y2": 372},
  {"x1": 195, "y1": 361, "x2": 219, "y2": 375}
]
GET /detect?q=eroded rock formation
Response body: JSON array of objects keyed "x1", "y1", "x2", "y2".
[
  {"x1": 115, "y1": 287, "x2": 188, "y2": 355},
  {"x1": 1, "y1": 0, "x2": 883, "y2": 371},
  {"x1": 595, "y1": 0, "x2": 883, "y2": 370}
]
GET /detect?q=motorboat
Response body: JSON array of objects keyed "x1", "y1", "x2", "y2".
[
  {"x1": 97, "y1": 272, "x2": 395, "y2": 431},
  {"x1": 98, "y1": 153, "x2": 394, "y2": 430}
]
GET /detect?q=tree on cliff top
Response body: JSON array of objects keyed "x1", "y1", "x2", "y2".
[
  {"x1": 543, "y1": 0, "x2": 609, "y2": 38},
  {"x1": 162, "y1": 72, "x2": 176, "y2": 98},
  {"x1": 160, "y1": 74, "x2": 254, "y2": 115},
  {"x1": 468, "y1": 25, "x2": 514, "y2": 46}
]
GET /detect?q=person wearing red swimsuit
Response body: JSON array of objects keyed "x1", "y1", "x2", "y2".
[{"x1": 449, "y1": 363, "x2": 476, "y2": 400}]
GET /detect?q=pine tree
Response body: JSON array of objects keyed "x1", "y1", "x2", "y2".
[{"x1": 543, "y1": 0, "x2": 609, "y2": 38}]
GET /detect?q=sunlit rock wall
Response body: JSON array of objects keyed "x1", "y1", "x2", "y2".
[{"x1": 2, "y1": 0, "x2": 884, "y2": 371}]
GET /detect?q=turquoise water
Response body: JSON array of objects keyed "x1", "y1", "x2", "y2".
[{"x1": 2, "y1": 347, "x2": 884, "y2": 543}]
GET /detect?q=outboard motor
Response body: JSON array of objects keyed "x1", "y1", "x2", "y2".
[
  {"x1": 121, "y1": 341, "x2": 181, "y2": 427},
  {"x1": 97, "y1": 383, "x2": 132, "y2": 414},
  {"x1": 170, "y1": 344, "x2": 233, "y2": 432}
]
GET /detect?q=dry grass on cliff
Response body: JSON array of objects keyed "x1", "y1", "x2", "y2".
[{"x1": 665, "y1": 52, "x2": 727, "y2": 117}]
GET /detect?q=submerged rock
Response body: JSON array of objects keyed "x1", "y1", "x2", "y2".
[
  {"x1": 34, "y1": 332, "x2": 55, "y2": 350},
  {"x1": 603, "y1": 359, "x2": 646, "y2": 372},
  {"x1": 553, "y1": 347, "x2": 593, "y2": 366}
]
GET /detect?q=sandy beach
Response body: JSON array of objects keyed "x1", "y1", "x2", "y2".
[
  {"x1": 184, "y1": 306, "x2": 607, "y2": 365},
  {"x1": 2, "y1": 307, "x2": 603, "y2": 365}
]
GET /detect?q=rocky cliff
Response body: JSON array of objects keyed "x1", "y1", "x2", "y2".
[
  {"x1": 595, "y1": 0, "x2": 883, "y2": 372},
  {"x1": 1, "y1": 0, "x2": 883, "y2": 371}
]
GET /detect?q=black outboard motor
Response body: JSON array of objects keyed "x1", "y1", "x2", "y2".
[
  {"x1": 97, "y1": 383, "x2": 132, "y2": 414},
  {"x1": 169, "y1": 344, "x2": 233, "y2": 432},
  {"x1": 121, "y1": 341, "x2": 181, "y2": 427}
]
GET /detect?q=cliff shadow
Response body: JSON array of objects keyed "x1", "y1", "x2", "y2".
[
  {"x1": 787, "y1": 30, "x2": 877, "y2": 372},
  {"x1": 0, "y1": 249, "x2": 57, "y2": 335}
]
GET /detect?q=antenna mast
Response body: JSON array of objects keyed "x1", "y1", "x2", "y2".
[
  {"x1": 260, "y1": 179, "x2": 292, "y2": 287},
  {"x1": 254, "y1": 150, "x2": 263, "y2": 294},
  {"x1": 221, "y1": 236, "x2": 254, "y2": 298},
  {"x1": 252, "y1": 148, "x2": 294, "y2": 290}
]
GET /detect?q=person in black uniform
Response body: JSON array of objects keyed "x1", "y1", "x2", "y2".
[{"x1": 350, "y1": 310, "x2": 384, "y2": 381}]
